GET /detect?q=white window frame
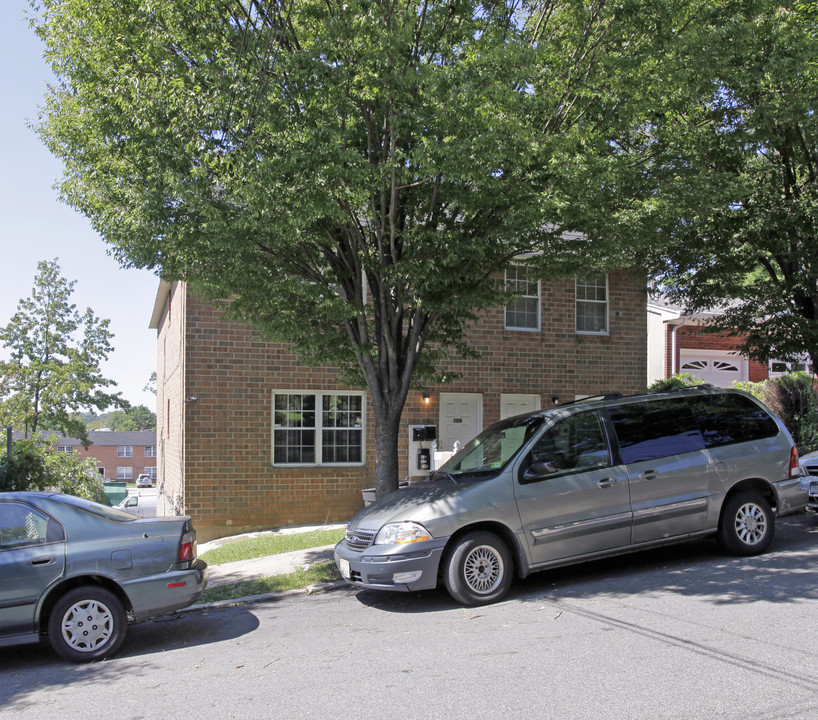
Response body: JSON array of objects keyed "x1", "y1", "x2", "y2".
[
  {"x1": 272, "y1": 391, "x2": 366, "y2": 467},
  {"x1": 117, "y1": 446, "x2": 133, "y2": 458},
  {"x1": 504, "y1": 263, "x2": 541, "y2": 331},
  {"x1": 769, "y1": 358, "x2": 811, "y2": 377},
  {"x1": 144, "y1": 446, "x2": 156, "y2": 458},
  {"x1": 117, "y1": 467, "x2": 133, "y2": 480},
  {"x1": 575, "y1": 274, "x2": 609, "y2": 335},
  {"x1": 144, "y1": 467, "x2": 157, "y2": 480},
  {"x1": 56, "y1": 446, "x2": 71, "y2": 453}
]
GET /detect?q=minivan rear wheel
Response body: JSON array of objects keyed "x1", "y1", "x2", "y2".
[
  {"x1": 717, "y1": 491, "x2": 774, "y2": 556},
  {"x1": 443, "y1": 531, "x2": 513, "y2": 606}
]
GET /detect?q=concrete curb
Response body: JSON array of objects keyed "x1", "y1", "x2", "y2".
[{"x1": 180, "y1": 580, "x2": 350, "y2": 613}]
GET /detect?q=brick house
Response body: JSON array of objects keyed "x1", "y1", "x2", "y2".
[
  {"x1": 150, "y1": 268, "x2": 648, "y2": 542},
  {"x1": 51, "y1": 431, "x2": 157, "y2": 482},
  {"x1": 647, "y1": 295, "x2": 810, "y2": 387}
]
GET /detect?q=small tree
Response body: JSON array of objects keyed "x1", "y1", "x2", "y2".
[
  {"x1": 0, "y1": 437, "x2": 106, "y2": 502},
  {"x1": 0, "y1": 259, "x2": 125, "y2": 444}
]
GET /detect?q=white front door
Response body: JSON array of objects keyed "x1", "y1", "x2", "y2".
[
  {"x1": 679, "y1": 351, "x2": 748, "y2": 387},
  {"x1": 439, "y1": 393, "x2": 482, "y2": 453},
  {"x1": 500, "y1": 393, "x2": 541, "y2": 420}
]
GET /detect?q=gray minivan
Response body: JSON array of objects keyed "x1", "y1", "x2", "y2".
[{"x1": 334, "y1": 387, "x2": 806, "y2": 605}]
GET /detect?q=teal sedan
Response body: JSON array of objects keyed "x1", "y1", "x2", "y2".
[{"x1": 0, "y1": 492, "x2": 207, "y2": 663}]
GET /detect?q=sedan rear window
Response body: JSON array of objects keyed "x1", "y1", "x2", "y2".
[{"x1": 52, "y1": 494, "x2": 138, "y2": 522}]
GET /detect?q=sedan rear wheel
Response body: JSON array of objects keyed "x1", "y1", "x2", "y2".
[{"x1": 47, "y1": 586, "x2": 128, "y2": 663}]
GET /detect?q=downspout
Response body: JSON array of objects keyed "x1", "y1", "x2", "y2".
[{"x1": 667, "y1": 317, "x2": 689, "y2": 376}]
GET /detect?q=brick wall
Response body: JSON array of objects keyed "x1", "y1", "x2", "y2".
[{"x1": 156, "y1": 269, "x2": 647, "y2": 542}]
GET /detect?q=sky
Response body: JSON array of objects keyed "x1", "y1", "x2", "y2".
[{"x1": 0, "y1": 2, "x2": 158, "y2": 412}]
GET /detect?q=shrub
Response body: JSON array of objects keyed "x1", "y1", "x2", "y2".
[
  {"x1": 762, "y1": 373, "x2": 818, "y2": 455},
  {"x1": 648, "y1": 373, "x2": 704, "y2": 393}
]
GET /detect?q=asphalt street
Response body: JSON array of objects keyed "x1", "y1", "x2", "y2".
[{"x1": 2, "y1": 512, "x2": 818, "y2": 720}]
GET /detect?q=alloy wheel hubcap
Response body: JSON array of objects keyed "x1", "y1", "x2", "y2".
[
  {"x1": 735, "y1": 503, "x2": 767, "y2": 545},
  {"x1": 463, "y1": 545, "x2": 503, "y2": 594}
]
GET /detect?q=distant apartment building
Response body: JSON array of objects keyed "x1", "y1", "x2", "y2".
[{"x1": 53, "y1": 431, "x2": 157, "y2": 482}]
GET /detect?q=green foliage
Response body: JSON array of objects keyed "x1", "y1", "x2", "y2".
[
  {"x1": 88, "y1": 405, "x2": 156, "y2": 431},
  {"x1": 0, "y1": 437, "x2": 107, "y2": 502},
  {"x1": 643, "y1": 0, "x2": 818, "y2": 369},
  {"x1": 729, "y1": 380, "x2": 768, "y2": 401},
  {"x1": 648, "y1": 373, "x2": 705, "y2": 393},
  {"x1": 0, "y1": 259, "x2": 125, "y2": 444},
  {"x1": 762, "y1": 373, "x2": 818, "y2": 454}
]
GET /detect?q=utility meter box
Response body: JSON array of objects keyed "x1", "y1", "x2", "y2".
[{"x1": 408, "y1": 424, "x2": 437, "y2": 477}]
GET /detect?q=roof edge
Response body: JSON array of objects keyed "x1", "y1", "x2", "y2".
[{"x1": 149, "y1": 280, "x2": 173, "y2": 329}]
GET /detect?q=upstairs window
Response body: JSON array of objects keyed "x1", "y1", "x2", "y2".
[
  {"x1": 117, "y1": 446, "x2": 133, "y2": 458},
  {"x1": 505, "y1": 263, "x2": 540, "y2": 331},
  {"x1": 576, "y1": 275, "x2": 608, "y2": 334}
]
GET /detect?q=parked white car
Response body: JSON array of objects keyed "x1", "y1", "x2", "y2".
[
  {"x1": 135, "y1": 474, "x2": 153, "y2": 488},
  {"x1": 800, "y1": 450, "x2": 818, "y2": 510},
  {"x1": 116, "y1": 492, "x2": 157, "y2": 518}
]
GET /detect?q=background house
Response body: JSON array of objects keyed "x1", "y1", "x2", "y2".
[
  {"x1": 647, "y1": 295, "x2": 811, "y2": 387},
  {"x1": 51, "y1": 430, "x2": 157, "y2": 482},
  {"x1": 150, "y1": 269, "x2": 648, "y2": 542}
]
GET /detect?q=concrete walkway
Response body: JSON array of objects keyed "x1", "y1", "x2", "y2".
[
  {"x1": 206, "y1": 544, "x2": 338, "y2": 588},
  {"x1": 198, "y1": 523, "x2": 345, "y2": 589}
]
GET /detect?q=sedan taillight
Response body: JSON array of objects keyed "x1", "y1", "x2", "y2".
[{"x1": 179, "y1": 523, "x2": 196, "y2": 562}]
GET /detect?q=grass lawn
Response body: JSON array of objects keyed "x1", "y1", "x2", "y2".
[{"x1": 199, "y1": 528, "x2": 345, "y2": 566}]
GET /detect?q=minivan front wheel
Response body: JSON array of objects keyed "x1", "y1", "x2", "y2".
[
  {"x1": 718, "y1": 491, "x2": 774, "y2": 556},
  {"x1": 443, "y1": 531, "x2": 513, "y2": 606}
]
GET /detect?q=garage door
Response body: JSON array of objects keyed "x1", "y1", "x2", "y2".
[{"x1": 679, "y1": 351, "x2": 748, "y2": 387}]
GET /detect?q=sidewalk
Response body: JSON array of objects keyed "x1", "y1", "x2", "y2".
[
  {"x1": 205, "y1": 543, "x2": 338, "y2": 588},
  {"x1": 195, "y1": 524, "x2": 347, "y2": 604}
]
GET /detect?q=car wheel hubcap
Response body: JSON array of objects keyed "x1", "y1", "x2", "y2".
[
  {"x1": 61, "y1": 599, "x2": 114, "y2": 652},
  {"x1": 735, "y1": 503, "x2": 767, "y2": 545},
  {"x1": 463, "y1": 545, "x2": 503, "y2": 595}
]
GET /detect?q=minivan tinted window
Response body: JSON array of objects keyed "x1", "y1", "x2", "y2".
[
  {"x1": 609, "y1": 398, "x2": 705, "y2": 464},
  {"x1": 689, "y1": 394, "x2": 778, "y2": 447}
]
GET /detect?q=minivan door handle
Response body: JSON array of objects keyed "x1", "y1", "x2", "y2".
[
  {"x1": 597, "y1": 478, "x2": 618, "y2": 488},
  {"x1": 29, "y1": 555, "x2": 56, "y2": 566},
  {"x1": 638, "y1": 470, "x2": 659, "y2": 481}
]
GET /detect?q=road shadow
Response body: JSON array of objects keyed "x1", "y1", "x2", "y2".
[
  {"x1": 353, "y1": 512, "x2": 818, "y2": 613},
  {"x1": 0, "y1": 606, "x2": 260, "y2": 707}
]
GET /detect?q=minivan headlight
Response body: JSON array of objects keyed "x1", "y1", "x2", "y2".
[{"x1": 374, "y1": 522, "x2": 432, "y2": 545}]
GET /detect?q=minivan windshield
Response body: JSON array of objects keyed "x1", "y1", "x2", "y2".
[{"x1": 431, "y1": 414, "x2": 545, "y2": 482}]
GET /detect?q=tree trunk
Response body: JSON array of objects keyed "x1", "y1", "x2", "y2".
[{"x1": 372, "y1": 404, "x2": 403, "y2": 498}]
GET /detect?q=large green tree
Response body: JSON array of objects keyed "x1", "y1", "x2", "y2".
[
  {"x1": 644, "y1": 0, "x2": 818, "y2": 370},
  {"x1": 31, "y1": 0, "x2": 689, "y2": 495},
  {"x1": 0, "y1": 259, "x2": 125, "y2": 443}
]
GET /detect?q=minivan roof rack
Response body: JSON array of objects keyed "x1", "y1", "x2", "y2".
[{"x1": 560, "y1": 393, "x2": 624, "y2": 406}]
